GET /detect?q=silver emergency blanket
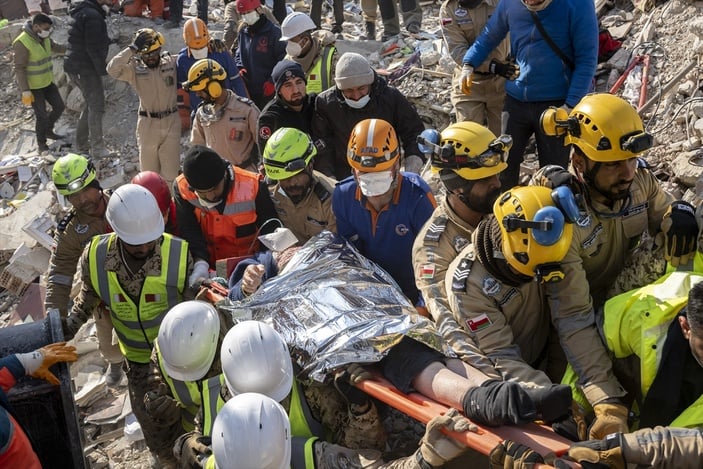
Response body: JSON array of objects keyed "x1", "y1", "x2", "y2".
[{"x1": 221, "y1": 231, "x2": 452, "y2": 382}]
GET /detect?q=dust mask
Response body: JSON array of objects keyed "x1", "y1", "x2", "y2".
[
  {"x1": 242, "y1": 11, "x2": 260, "y2": 25},
  {"x1": 197, "y1": 195, "x2": 221, "y2": 209},
  {"x1": 344, "y1": 94, "x2": 371, "y2": 109},
  {"x1": 191, "y1": 47, "x2": 208, "y2": 59},
  {"x1": 37, "y1": 28, "x2": 52, "y2": 38},
  {"x1": 286, "y1": 41, "x2": 303, "y2": 58},
  {"x1": 358, "y1": 170, "x2": 394, "y2": 197}
]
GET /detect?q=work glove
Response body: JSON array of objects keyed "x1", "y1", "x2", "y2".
[
  {"x1": 462, "y1": 380, "x2": 536, "y2": 426},
  {"x1": 21, "y1": 91, "x2": 34, "y2": 106},
  {"x1": 130, "y1": 29, "x2": 152, "y2": 52},
  {"x1": 173, "y1": 431, "x2": 212, "y2": 468},
  {"x1": 460, "y1": 64, "x2": 474, "y2": 95},
  {"x1": 208, "y1": 37, "x2": 227, "y2": 53},
  {"x1": 489, "y1": 440, "x2": 544, "y2": 469},
  {"x1": 523, "y1": 383, "x2": 572, "y2": 423},
  {"x1": 333, "y1": 363, "x2": 373, "y2": 407},
  {"x1": 188, "y1": 260, "x2": 210, "y2": 289},
  {"x1": 404, "y1": 154, "x2": 424, "y2": 174},
  {"x1": 488, "y1": 59, "x2": 520, "y2": 80},
  {"x1": 28, "y1": 342, "x2": 78, "y2": 385},
  {"x1": 567, "y1": 433, "x2": 625, "y2": 469},
  {"x1": 533, "y1": 165, "x2": 575, "y2": 190},
  {"x1": 419, "y1": 408, "x2": 475, "y2": 466},
  {"x1": 262, "y1": 79, "x2": 275, "y2": 97},
  {"x1": 589, "y1": 402, "x2": 629, "y2": 440},
  {"x1": 660, "y1": 200, "x2": 698, "y2": 267},
  {"x1": 144, "y1": 383, "x2": 181, "y2": 425}
]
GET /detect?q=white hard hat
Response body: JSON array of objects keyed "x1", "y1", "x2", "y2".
[
  {"x1": 212, "y1": 393, "x2": 291, "y2": 469},
  {"x1": 220, "y1": 321, "x2": 293, "y2": 402},
  {"x1": 279, "y1": 11, "x2": 316, "y2": 41},
  {"x1": 157, "y1": 301, "x2": 220, "y2": 381},
  {"x1": 106, "y1": 184, "x2": 165, "y2": 245}
]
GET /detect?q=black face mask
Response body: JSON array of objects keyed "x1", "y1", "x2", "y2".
[{"x1": 458, "y1": 0, "x2": 483, "y2": 8}]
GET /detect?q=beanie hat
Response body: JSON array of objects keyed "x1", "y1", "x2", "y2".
[
  {"x1": 182, "y1": 145, "x2": 227, "y2": 190},
  {"x1": 271, "y1": 60, "x2": 307, "y2": 95},
  {"x1": 334, "y1": 53, "x2": 374, "y2": 89}
]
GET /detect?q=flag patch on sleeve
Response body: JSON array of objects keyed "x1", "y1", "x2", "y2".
[{"x1": 466, "y1": 313, "x2": 492, "y2": 332}]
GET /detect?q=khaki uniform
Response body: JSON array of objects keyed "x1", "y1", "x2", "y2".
[
  {"x1": 440, "y1": 0, "x2": 508, "y2": 135},
  {"x1": 45, "y1": 198, "x2": 122, "y2": 364},
  {"x1": 270, "y1": 171, "x2": 337, "y2": 244},
  {"x1": 72, "y1": 238, "x2": 194, "y2": 465},
  {"x1": 191, "y1": 90, "x2": 260, "y2": 170},
  {"x1": 107, "y1": 48, "x2": 181, "y2": 184},
  {"x1": 445, "y1": 242, "x2": 554, "y2": 388},
  {"x1": 622, "y1": 426, "x2": 703, "y2": 468},
  {"x1": 411, "y1": 199, "x2": 499, "y2": 378},
  {"x1": 541, "y1": 167, "x2": 673, "y2": 406}
]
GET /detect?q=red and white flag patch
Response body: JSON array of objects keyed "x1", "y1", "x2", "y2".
[{"x1": 466, "y1": 313, "x2": 492, "y2": 332}]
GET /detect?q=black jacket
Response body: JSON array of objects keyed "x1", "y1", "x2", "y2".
[
  {"x1": 64, "y1": 0, "x2": 109, "y2": 76},
  {"x1": 311, "y1": 73, "x2": 425, "y2": 181},
  {"x1": 257, "y1": 93, "x2": 316, "y2": 157}
]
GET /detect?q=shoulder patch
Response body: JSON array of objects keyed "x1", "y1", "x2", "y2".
[
  {"x1": 466, "y1": 313, "x2": 492, "y2": 332},
  {"x1": 57, "y1": 209, "x2": 77, "y2": 233},
  {"x1": 259, "y1": 125, "x2": 272, "y2": 140},
  {"x1": 423, "y1": 215, "x2": 448, "y2": 244},
  {"x1": 236, "y1": 95, "x2": 254, "y2": 105},
  {"x1": 452, "y1": 235, "x2": 469, "y2": 253},
  {"x1": 451, "y1": 255, "x2": 474, "y2": 292},
  {"x1": 314, "y1": 180, "x2": 332, "y2": 202}
]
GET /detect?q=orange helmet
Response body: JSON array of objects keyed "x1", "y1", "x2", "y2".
[
  {"x1": 131, "y1": 171, "x2": 171, "y2": 216},
  {"x1": 347, "y1": 118, "x2": 400, "y2": 172},
  {"x1": 183, "y1": 18, "x2": 209, "y2": 50}
]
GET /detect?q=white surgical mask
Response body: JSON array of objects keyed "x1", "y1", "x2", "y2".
[
  {"x1": 358, "y1": 170, "x2": 394, "y2": 197},
  {"x1": 37, "y1": 28, "x2": 52, "y2": 39},
  {"x1": 286, "y1": 41, "x2": 302, "y2": 58},
  {"x1": 344, "y1": 94, "x2": 371, "y2": 109},
  {"x1": 197, "y1": 195, "x2": 221, "y2": 209},
  {"x1": 242, "y1": 11, "x2": 260, "y2": 25},
  {"x1": 190, "y1": 46, "x2": 208, "y2": 59}
]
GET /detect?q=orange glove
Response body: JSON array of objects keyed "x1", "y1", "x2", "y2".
[
  {"x1": 30, "y1": 342, "x2": 78, "y2": 385},
  {"x1": 22, "y1": 91, "x2": 34, "y2": 106},
  {"x1": 460, "y1": 65, "x2": 474, "y2": 95}
]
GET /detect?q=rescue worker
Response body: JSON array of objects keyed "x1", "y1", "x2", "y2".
[
  {"x1": 121, "y1": 0, "x2": 164, "y2": 23},
  {"x1": 534, "y1": 92, "x2": 697, "y2": 439},
  {"x1": 222, "y1": 0, "x2": 278, "y2": 53},
  {"x1": 312, "y1": 53, "x2": 425, "y2": 180},
  {"x1": 439, "y1": 0, "x2": 514, "y2": 135},
  {"x1": 183, "y1": 58, "x2": 260, "y2": 170},
  {"x1": 360, "y1": 0, "x2": 423, "y2": 40},
  {"x1": 173, "y1": 145, "x2": 278, "y2": 281},
  {"x1": 412, "y1": 122, "x2": 508, "y2": 376},
  {"x1": 444, "y1": 185, "x2": 578, "y2": 416},
  {"x1": 13, "y1": 13, "x2": 66, "y2": 154},
  {"x1": 0, "y1": 342, "x2": 78, "y2": 468},
  {"x1": 263, "y1": 127, "x2": 336, "y2": 243},
  {"x1": 131, "y1": 170, "x2": 178, "y2": 235},
  {"x1": 257, "y1": 60, "x2": 317, "y2": 156},
  {"x1": 64, "y1": 0, "x2": 113, "y2": 159},
  {"x1": 280, "y1": 12, "x2": 338, "y2": 95},
  {"x1": 175, "y1": 17, "x2": 248, "y2": 119},
  {"x1": 234, "y1": 0, "x2": 286, "y2": 110},
  {"x1": 47, "y1": 154, "x2": 123, "y2": 386},
  {"x1": 63, "y1": 184, "x2": 193, "y2": 467},
  {"x1": 332, "y1": 118, "x2": 436, "y2": 306},
  {"x1": 107, "y1": 28, "x2": 180, "y2": 185}
]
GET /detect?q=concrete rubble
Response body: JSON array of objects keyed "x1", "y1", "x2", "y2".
[{"x1": 1, "y1": 0, "x2": 703, "y2": 466}]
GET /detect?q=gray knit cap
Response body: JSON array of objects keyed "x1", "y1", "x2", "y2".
[{"x1": 334, "y1": 52, "x2": 374, "y2": 89}]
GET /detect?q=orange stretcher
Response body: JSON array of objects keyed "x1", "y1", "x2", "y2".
[{"x1": 355, "y1": 374, "x2": 581, "y2": 469}]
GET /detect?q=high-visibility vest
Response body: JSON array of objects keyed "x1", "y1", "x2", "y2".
[
  {"x1": 200, "y1": 374, "x2": 227, "y2": 437},
  {"x1": 305, "y1": 45, "x2": 334, "y2": 94},
  {"x1": 13, "y1": 31, "x2": 53, "y2": 90},
  {"x1": 89, "y1": 233, "x2": 188, "y2": 363},
  {"x1": 155, "y1": 339, "x2": 200, "y2": 431},
  {"x1": 176, "y1": 166, "x2": 260, "y2": 265}
]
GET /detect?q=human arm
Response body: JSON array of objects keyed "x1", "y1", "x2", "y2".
[
  {"x1": 255, "y1": 180, "x2": 279, "y2": 236},
  {"x1": 173, "y1": 180, "x2": 211, "y2": 264},
  {"x1": 64, "y1": 244, "x2": 104, "y2": 338},
  {"x1": 0, "y1": 343, "x2": 77, "y2": 391},
  {"x1": 440, "y1": 2, "x2": 469, "y2": 67},
  {"x1": 12, "y1": 40, "x2": 30, "y2": 92},
  {"x1": 220, "y1": 51, "x2": 249, "y2": 98},
  {"x1": 83, "y1": 11, "x2": 109, "y2": 75},
  {"x1": 461, "y1": 0, "x2": 509, "y2": 68},
  {"x1": 390, "y1": 89, "x2": 426, "y2": 164},
  {"x1": 106, "y1": 47, "x2": 138, "y2": 85},
  {"x1": 226, "y1": 253, "x2": 277, "y2": 300},
  {"x1": 190, "y1": 113, "x2": 207, "y2": 146},
  {"x1": 256, "y1": 108, "x2": 278, "y2": 157},
  {"x1": 564, "y1": 1, "x2": 598, "y2": 106},
  {"x1": 310, "y1": 93, "x2": 336, "y2": 178}
]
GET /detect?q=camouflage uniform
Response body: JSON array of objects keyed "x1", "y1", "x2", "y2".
[
  {"x1": 439, "y1": 0, "x2": 507, "y2": 135},
  {"x1": 270, "y1": 171, "x2": 338, "y2": 244},
  {"x1": 45, "y1": 196, "x2": 122, "y2": 364},
  {"x1": 71, "y1": 238, "x2": 194, "y2": 466},
  {"x1": 191, "y1": 89, "x2": 260, "y2": 170},
  {"x1": 538, "y1": 167, "x2": 673, "y2": 406},
  {"x1": 411, "y1": 198, "x2": 499, "y2": 378}
]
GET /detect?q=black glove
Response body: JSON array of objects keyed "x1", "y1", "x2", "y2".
[
  {"x1": 489, "y1": 440, "x2": 544, "y2": 469},
  {"x1": 488, "y1": 58, "x2": 520, "y2": 80},
  {"x1": 174, "y1": 431, "x2": 212, "y2": 468},
  {"x1": 130, "y1": 29, "x2": 152, "y2": 52},
  {"x1": 523, "y1": 384, "x2": 572, "y2": 423},
  {"x1": 660, "y1": 200, "x2": 698, "y2": 267},
  {"x1": 534, "y1": 165, "x2": 576, "y2": 190},
  {"x1": 567, "y1": 433, "x2": 625, "y2": 469},
  {"x1": 208, "y1": 37, "x2": 227, "y2": 53},
  {"x1": 333, "y1": 364, "x2": 372, "y2": 407},
  {"x1": 144, "y1": 383, "x2": 181, "y2": 425},
  {"x1": 462, "y1": 380, "x2": 536, "y2": 426}
]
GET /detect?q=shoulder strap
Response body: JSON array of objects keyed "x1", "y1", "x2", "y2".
[{"x1": 530, "y1": 11, "x2": 575, "y2": 70}]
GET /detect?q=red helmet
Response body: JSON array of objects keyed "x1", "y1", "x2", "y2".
[
  {"x1": 131, "y1": 171, "x2": 171, "y2": 216},
  {"x1": 235, "y1": 0, "x2": 260, "y2": 14}
]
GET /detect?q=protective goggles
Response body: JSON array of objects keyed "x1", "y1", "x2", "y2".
[
  {"x1": 348, "y1": 147, "x2": 400, "y2": 168},
  {"x1": 264, "y1": 142, "x2": 315, "y2": 172},
  {"x1": 54, "y1": 165, "x2": 94, "y2": 194}
]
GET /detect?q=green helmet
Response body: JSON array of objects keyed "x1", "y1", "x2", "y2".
[
  {"x1": 263, "y1": 128, "x2": 317, "y2": 180},
  {"x1": 52, "y1": 153, "x2": 97, "y2": 196}
]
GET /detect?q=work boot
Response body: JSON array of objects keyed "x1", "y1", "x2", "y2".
[
  {"x1": 363, "y1": 21, "x2": 376, "y2": 40},
  {"x1": 105, "y1": 362, "x2": 124, "y2": 387},
  {"x1": 37, "y1": 142, "x2": 49, "y2": 154},
  {"x1": 46, "y1": 130, "x2": 66, "y2": 140},
  {"x1": 406, "y1": 21, "x2": 421, "y2": 34}
]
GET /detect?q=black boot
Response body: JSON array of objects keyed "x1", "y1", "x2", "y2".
[{"x1": 364, "y1": 21, "x2": 376, "y2": 40}]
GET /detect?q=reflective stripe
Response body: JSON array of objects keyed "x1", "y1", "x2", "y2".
[
  {"x1": 200, "y1": 374, "x2": 225, "y2": 437},
  {"x1": 306, "y1": 45, "x2": 334, "y2": 94},
  {"x1": 13, "y1": 32, "x2": 53, "y2": 89},
  {"x1": 221, "y1": 199, "x2": 256, "y2": 215},
  {"x1": 155, "y1": 340, "x2": 200, "y2": 430},
  {"x1": 290, "y1": 436, "x2": 317, "y2": 469},
  {"x1": 289, "y1": 378, "x2": 324, "y2": 439}
]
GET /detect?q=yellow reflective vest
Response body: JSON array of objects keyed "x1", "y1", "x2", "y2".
[
  {"x1": 155, "y1": 339, "x2": 200, "y2": 431},
  {"x1": 89, "y1": 233, "x2": 188, "y2": 363},
  {"x1": 13, "y1": 31, "x2": 53, "y2": 90},
  {"x1": 305, "y1": 45, "x2": 335, "y2": 94}
]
